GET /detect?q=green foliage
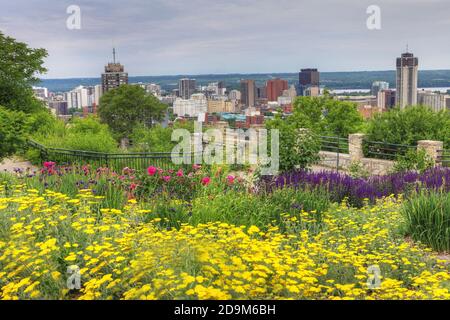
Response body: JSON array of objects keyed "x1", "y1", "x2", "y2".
[
  {"x1": 32, "y1": 116, "x2": 118, "y2": 153},
  {"x1": 366, "y1": 106, "x2": 450, "y2": 149},
  {"x1": 0, "y1": 31, "x2": 48, "y2": 113},
  {"x1": 290, "y1": 96, "x2": 364, "y2": 137},
  {"x1": 0, "y1": 106, "x2": 28, "y2": 161},
  {"x1": 402, "y1": 191, "x2": 450, "y2": 252},
  {"x1": 393, "y1": 149, "x2": 435, "y2": 174},
  {"x1": 266, "y1": 115, "x2": 321, "y2": 172},
  {"x1": 130, "y1": 121, "x2": 195, "y2": 153},
  {"x1": 98, "y1": 85, "x2": 167, "y2": 139},
  {"x1": 348, "y1": 161, "x2": 370, "y2": 179}
]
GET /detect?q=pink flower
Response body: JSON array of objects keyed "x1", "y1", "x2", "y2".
[
  {"x1": 130, "y1": 183, "x2": 137, "y2": 191},
  {"x1": 193, "y1": 164, "x2": 202, "y2": 171},
  {"x1": 227, "y1": 175, "x2": 235, "y2": 184},
  {"x1": 176, "y1": 169, "x2": 184, "y2": 177},
  {"x1": 43, "y1": 161, "x2": 56, "y2": 169},
  {"x1": 201, "y1": 177, "x2": 211, "y2": 186},
  {"x1": 163, "y1": 176, "x2": 171, "y2": 182},
  {"x1": 147, "y1": 166, "x2": 157, "y2": 176}
]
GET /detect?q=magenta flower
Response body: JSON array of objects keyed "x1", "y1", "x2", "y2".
[
  {"x1": 201, "y1": 177, "x2": 211, "y2": 186},
  {"x1": 227, "y1": 175, "x2": 235, "y2": 184},
  {"x1": 163, "y1": 176, "x2": 171, "y2": 182},
  {"x1": 147, "y1": 166, "x2": 157, "y2": 176},
  {"x1": 43, "y1": 161, "x2": 56, "y2": 169},
  {"x1": 176, "y1": 169, "x2": 184, "y2": 177}
]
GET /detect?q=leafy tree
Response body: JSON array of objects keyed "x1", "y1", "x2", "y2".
[
  {"x1": 0, "y1": 106, "x2": 28, "y2": 161},
  {"x1": 366, "y1": 106, "x2": 450, "y2": 149},
  {"x1": 266, "y1": 114, "x2": 321, "y2": 172},
  {"x1": 290, "y1": 96, "x2": 363, "y2": 137},
  {"x1": 323, "y1": 99, "x2": 364, "y2": 137},
  {"x1": 98, "y1": 85, "x2": 167, "y2": 140},
  {"x1": 0, "y1": 32, "x2": 48, "y2": 112}
]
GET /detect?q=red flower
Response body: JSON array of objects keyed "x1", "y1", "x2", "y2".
[
  {"x1": 147, "y1": 166, "x2": 157, "y2": 176},
  {"x1": 43, "y1": 161, "x2": 56, "y2": 169},
  {"x1": 201, "y1": 177, "x2": 211, "y2": 186}
]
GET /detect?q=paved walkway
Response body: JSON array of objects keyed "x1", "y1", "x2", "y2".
[{"x1": 0, "y1": 158, "x2": 36, "y2": 173}]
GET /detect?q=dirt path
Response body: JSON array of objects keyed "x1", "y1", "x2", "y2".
[{"x1": 0, "y1": 157, "x2": 36, "y2": 173}]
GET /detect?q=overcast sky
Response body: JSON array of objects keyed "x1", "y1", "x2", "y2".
[{"x1": 1, "y1": 0, "x2": 449, "y2": 78}]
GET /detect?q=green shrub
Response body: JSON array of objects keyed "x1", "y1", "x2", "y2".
[
  {"x1": 393, "y1": 149, "x2": 435, "y2": 174},
  {"x1": 402, "y1": 191, "x2": 450, "y2": 252}
]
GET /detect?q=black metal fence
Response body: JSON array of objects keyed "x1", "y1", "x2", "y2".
[
  {"x1": 28, "y1": 140, "x2": 199, "y2": 171},
  {"x1": 363, "y1": 140, "x2": 417, "y2": 161},
  {"x1": 438, "y1": 149, "x2": 450, "y2": 167}
]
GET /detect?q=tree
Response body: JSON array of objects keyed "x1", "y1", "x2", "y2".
[
  {"x1": 98, "y1": 85, "x2": 167, "y2": 141},
  {"x1": 323, "y1": 99, "x2": 364, "y2": 137},
  {"x1": 290, "y1": 96, "x2": 363, "y2": 137},
  {"x1": 0, "y1": 106, "x2": 28, "y2": 161},
  {"x1": 0, "y1": 32, "x2": 48, "y2": 112},
  {"x1": 366, "y1": 106, "x2": 450, "y2": 149},
  {"x1": 266, "y1": 114, "x2": 321, "y2": 172}
]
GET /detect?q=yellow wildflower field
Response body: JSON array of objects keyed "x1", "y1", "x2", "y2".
[{"x1": 0, "y1": 185, "x2": 449, "y2": 300}]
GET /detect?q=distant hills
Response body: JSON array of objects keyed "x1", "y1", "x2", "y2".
[{"x1": 39, "y1": 70, "x2": 450, "y2": 93}]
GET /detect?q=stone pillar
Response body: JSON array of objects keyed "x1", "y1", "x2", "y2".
[
  {"x1": 349, "y1": 133, "x2": 365, "y2": 162},
  {"x1": 417, "y1": 140, "x2": 444, "y2": 165}
]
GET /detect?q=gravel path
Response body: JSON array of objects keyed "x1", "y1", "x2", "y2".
[{"x1": 0, "y1": 157, "x2": 36, "y2": 173}]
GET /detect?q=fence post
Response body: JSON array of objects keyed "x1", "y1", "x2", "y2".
[
  {"x1": 417, "y1": 140, "x2": 444, "y2": 165},
  {"x1": 349, "y1": 133, "x2": 365, "y2": 163}
]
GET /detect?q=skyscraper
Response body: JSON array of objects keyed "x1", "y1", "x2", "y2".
[
  {"x1": 179, "y1": 78, "x2": 196, "y2": 99},
  {"x1": 240, "y1": 80, "x2": 256, "y2": 108},
  {"x1": 101, "y1": 48, "x2": 128, "y2": 93},
  {"x1": 299, "y1": 69, "x2": 320, "y2": 96},
  {"x1": 371, "y1": 81, "x2": 389, "y2": 96},
  {"x1": 266, "y1": 78, "x2": 288, "y2": 102},
  {"x1": 396, "y1": 51, "x2": 418, "y2": 109}
]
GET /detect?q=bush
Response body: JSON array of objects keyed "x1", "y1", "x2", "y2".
[
  {"x1": 366, "y1": 106, "x2": 450, "y2": 149},
  {"x1": 0, "y1": 106, "x2": 28, "y2": 161},
  {"x1": 393, "y1": 149, "x2": 435, "y2": 174},
  {"x1": 402, "y1": 191, "x2": 450, "y2": 252}
]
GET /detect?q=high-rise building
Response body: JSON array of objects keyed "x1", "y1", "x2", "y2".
[
  {"x1": 396, "y1": 52, "x2": 418, "y2": 109},
  {"x1": 377, "y1": 89, "x2": 396, "y2": 110},
  {"x1": 101, "y1": 48, "x2": 128, "y2": 93},
  {"x1": 240, "y1": 80, "x2": 256, "y2": 108},
  {"x1": 173, "y1": 93, "x2": 207, "y2": 117},
  {"x1": 371, "y1": 81, "x2": 390, "y2": 96},
  {"x1": 417, "y1": 90, "x2": 450, "y2": 112},
  {"x1": 266, "y1": 78, "x2": 288, "y2": 102},
  {"x1": 179, "y1": 78, "x2": 197, "y2": 99},
  {"x1": 207, "y1": 100, "x2": 236, "y2": 113},
  {"x1": 299, "y1": 69, "x2": 320, "y2": 96},
  {"x1": 229, "y1": 90, "x2": 241, "y2": 101}
]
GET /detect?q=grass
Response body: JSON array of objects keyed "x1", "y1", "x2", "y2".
[{"x1": 402, "y1": 191, "x2": 450, "y2": 252}]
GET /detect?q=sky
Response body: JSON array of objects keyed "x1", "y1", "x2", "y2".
[{"x1": 1, "y1": 0, "x2": 450, "y2": 78}]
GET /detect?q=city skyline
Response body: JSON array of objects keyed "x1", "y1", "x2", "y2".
[{"x1": 2, "y1": 0, "x2": 450, "y2": 78}]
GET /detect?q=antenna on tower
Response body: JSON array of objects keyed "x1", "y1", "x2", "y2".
[
  {"x1": 406, "y1": 43, "x2": 409, "y2": 53},
  {"x1": 113, "y1": 48, "x2": 116, "y2": 64}
]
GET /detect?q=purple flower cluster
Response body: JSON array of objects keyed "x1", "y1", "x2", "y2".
[{"x1": 261, "y1": 168, "x2": 450, "y2": 207}]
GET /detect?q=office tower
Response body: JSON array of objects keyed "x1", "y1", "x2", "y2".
[
  {"x1": 94, "y1": 85, "x2": 103, "y2": 106},
  {"x1": 173, "y1": 93, "x2": 207, "y2": 117},
  {"x1": 229, "y1": 90, "x2": 241, "y2": 101},
  {"x1": 396, "y1": 51, "x2": 418, "y2": 109},
  {"x1": 371, "y1": 81, "x2": 390, "y2": 96},
  {"x1": 240, "y1": 80, "x2": 256, "y2": 108},
  {"x1": 266, "y1": 78, "x2": 288, "y2": 102},
  {"x1": 417, "y1": 90, "x2": 450, "y2": 112},
  {"x1": 299, "y1": 69, "x2": 320, "y2": 96},
  {"x1": 101, "y1": 48, "x2": 128, "y2": 93},
  {"x1": 179, "y1": 78, "x2": 196, "y2": 99},
  {"x1": 377, "y1": 89, "x2": 396, "y2": 110}
]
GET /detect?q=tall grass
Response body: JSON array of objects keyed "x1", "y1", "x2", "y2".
[{"x1": 402, "y1": 191, "x2": 450, "y2": 252}]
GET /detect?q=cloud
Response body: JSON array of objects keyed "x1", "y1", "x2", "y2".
[{"x1": 0, "y1": 0, "x2": 449, "y2": 78}]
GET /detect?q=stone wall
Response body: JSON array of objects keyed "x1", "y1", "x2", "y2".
[{"x1": 317, "y1": 134, "x2": 444, "y2": 175}]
